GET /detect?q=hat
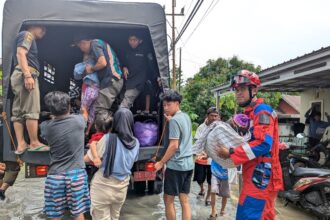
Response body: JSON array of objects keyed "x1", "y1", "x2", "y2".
[
  {"x1": 233, "y1": 114, "x2": 250, "y2": 129},
  {"x1": 207, "y1": 107, "x2": 219, "y2": 115}
]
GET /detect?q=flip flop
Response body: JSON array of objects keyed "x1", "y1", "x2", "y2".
[
  {"x1": 28, "y1": 145, "x2": 50, "y2": 152},
  {"x1": 14, "y1": 146, "x2": 29, "y2": 155},
  {"x1": 207, "y1": 214, "x2": 218, "y2": 220}
]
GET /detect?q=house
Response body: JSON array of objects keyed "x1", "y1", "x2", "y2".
[{"x1": 212, "y1": 46, "x2": 330, "y2": 124}]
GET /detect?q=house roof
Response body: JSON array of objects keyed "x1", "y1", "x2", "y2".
[
  {"x1": 281, "y1": 95, "x2": 301, "y2": 113},
  {"x1": 212, "y1": 46, "x2": 330, "y2": 94}
]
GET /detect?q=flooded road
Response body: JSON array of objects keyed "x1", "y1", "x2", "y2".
[{"x1": 0, "y1": 170, "x2": 317, "y2": 220}]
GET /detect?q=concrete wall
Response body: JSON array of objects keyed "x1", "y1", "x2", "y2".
[{"x1": 300, "y1": 88, "x2": 330, "y2": 123}]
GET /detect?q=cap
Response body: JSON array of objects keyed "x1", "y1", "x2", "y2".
[
  {"x1": 233, "y1": 114, "x2": 250, "y2": 129},
  {"x1": 207, "y1": 107, "x2": 219, "y2": 115}
]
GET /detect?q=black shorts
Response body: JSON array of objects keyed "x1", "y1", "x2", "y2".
[
  {"x1": 193, "y1": 163, "x2": 211, "y2": 185},
  {"x1": 164, "y1": 168, "x2": 193, "y2": 196}
]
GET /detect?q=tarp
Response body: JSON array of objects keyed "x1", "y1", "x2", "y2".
[
  {"x1": 2, "y1": 0, "x2": 170, "y2": 108},
  {"x1": 1, "y1": 0, "x2": 169, "y2": 163}
]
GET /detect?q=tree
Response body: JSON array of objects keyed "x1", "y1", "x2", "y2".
[{"x1": 180, "y1": 56, "x2": 281, "y2": 124}]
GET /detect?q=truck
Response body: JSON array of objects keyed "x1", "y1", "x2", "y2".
[{"x1": 1, "y1": 0, "x2": 169, "y2": 194}]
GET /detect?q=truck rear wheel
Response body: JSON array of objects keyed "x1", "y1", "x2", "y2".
[{"x1": 134, "y1": 181, "x2": 146, "y2": 194}]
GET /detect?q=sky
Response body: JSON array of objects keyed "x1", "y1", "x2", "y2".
[{"x1": 1, "y1": 0, "x2": 330, "y2": 81}]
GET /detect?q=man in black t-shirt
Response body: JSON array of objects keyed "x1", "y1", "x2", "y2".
[
  {"x1": 74, "y1": 36, "x2": 123, "y2": 116},
  {"x1": 120, "y1": 34, "x2": 154, "y2": 109},
  {"x1": 11, "y1": 25, "x2": 48, "y2": 155}
]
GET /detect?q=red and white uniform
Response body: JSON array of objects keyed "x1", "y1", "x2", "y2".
[{"x1": 230, "y1": 98, "x2": 283, "y2": 220}]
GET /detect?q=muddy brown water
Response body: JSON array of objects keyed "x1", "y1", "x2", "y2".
[{"x1": 0, "y1": 170, "x2": 317, "y2": 220}]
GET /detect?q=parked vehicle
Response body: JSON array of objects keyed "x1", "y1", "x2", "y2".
[
  {"x1": 279, "y1": 145, "x2": 330, "y2": 219},
  {"x1": 1, "y1": 0, "x2": 169, "y2": 194},
  {"x1": 290, "y1": 131, "x2": 330, "y2": 168}
]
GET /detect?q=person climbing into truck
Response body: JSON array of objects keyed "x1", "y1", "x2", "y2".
[{"x1": 74, "y1": 34, "x2": 123, "y2": 117}]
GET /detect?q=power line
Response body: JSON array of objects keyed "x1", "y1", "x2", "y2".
[
  {"x1": 182, "y1": 0, "x2": 220, "y2": 47},
  {"x1": 178, "y1": 0, "x2": 195, "y2": 30},
  {"x1": 175, "y1": 0, "x2": 204, "y2": 45}
]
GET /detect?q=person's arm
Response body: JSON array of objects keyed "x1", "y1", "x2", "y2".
[
  {"x1": 16, "y1": 33, "x2": 35, "y2": 91},
  {"x1": 84, "y1": 154, "x2": 92, "y2": 163},
  {"x1": 154, "y1": 118, "x2": 180, "y2": 171},
  {"x1": 154, "y1": 139, "x2": 179, "y2": 171},
  {"x1": 80, "y1": 108, "x2": 88, "y2": 122},
  {"x1": 305, "y1": 107, "x2": 313, "y2": 118},
  {"x1": 90, "y1": 140, "x2": 102, "y2": 167},
  {"x1": 325, "y1": 112, "x2": 330, "y2": 122},
  {"x1": 218, "y1": 110, "x2": 275, "y2": 166},
  {"x1": 0, "y1": 163, "x2": 6, "y2": 174},
  {"x1": 85, "y1": 41, "x2": 107, "y2": 74},
  {"x1": 86, "y1": 56, "x2": 107, "y2": 74}
]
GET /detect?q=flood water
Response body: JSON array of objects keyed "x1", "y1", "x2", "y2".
[{"x1": 0, "y1": 170, "x2": 317, "y2": 220}]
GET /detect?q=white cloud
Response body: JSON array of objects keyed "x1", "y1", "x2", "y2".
[{"x1": 1, "y1": 0, "x2": 330, "y2": 81}]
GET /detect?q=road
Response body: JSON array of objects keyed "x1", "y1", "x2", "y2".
[{"x1": 0, "y1": 170, "x2": 318, "y2": 220}]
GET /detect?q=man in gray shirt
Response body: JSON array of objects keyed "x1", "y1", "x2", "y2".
[{"x1": 155, "y1": 90, "x2": 194, "y2": 220}]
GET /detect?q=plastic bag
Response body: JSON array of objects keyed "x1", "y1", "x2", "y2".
[{"x1": 134, "y1": 120, "x2": 158, "y2": 147}]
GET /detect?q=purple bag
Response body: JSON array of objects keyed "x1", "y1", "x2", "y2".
[{"x1": 134, "y1": 120, "x2": 158, "y2": 147}]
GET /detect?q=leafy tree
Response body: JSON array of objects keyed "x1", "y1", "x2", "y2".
[{"x1": 180, "y1": 56, "x2": 281, "y2": 125}]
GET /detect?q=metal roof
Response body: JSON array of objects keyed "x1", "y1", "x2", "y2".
[{"x1": 212, "y1": 46, "x2": 330, "y2": 95}]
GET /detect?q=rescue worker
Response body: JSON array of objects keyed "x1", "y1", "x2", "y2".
[{"x1": 217, "y1": 70, "x2": 283, "y2": 220}]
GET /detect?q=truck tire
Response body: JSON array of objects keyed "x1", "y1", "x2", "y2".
[
  {"x1": 147, "y1": 171, "x2": 163, "y2": 194},
  {"x1": 134, "y1": 181, "x2": 146, "y2": 194}
]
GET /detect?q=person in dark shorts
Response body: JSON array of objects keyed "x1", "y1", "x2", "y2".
[
  {"x1": 0, "y1": 161, "x2": 20, "y2": 201},
  {"x1": 193, "y1": 107, "x2": 220, "y2": 205},
  {"x1": 41, "y1": 91, "x2": 90, "y2": 220},
  {"x1": 155, "y1": 90, "x2": 194, "y2": 220}
]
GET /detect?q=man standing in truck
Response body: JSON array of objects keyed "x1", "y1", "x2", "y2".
[
  {"x1": 74, "y1": 35, "x2": 123, "y2": 116},
  {"x1": 11, "y1": 25, "x2": 48, "y2": 154}
]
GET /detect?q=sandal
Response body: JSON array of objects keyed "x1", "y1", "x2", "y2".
[
  {"x1": 205, "y1": 200, "x2": 211, "y2": 206},
  {"x1": 220, "y1": 210, "x2": 225, "y2": 216},
  {"x1": 14, "y1": 145, "x2": 29, "y2": 155},
  {"x1": 207, "y1": 214, "x2": 218, "y2": 220},
  {"x1": 198, "y1": 191, "x2": 205, "y2": 196},
  {"x1": 28, "y1": 145, "x2": 50, "y2": 152}
]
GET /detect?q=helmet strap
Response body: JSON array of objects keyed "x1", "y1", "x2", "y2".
[{"x1": 238, "y1": 86, "x2": 255, "y2": 107}]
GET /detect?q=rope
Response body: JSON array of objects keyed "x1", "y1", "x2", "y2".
[
  {"x1": 151, "y1": 120, "x2": 168, "y2": 161},
  {"x1": 0, "y1": 112, "x2": 24, "y2": 166}
]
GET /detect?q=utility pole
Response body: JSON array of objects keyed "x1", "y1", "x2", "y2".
[
  {"x1": 178, "y1": 47, "x2": 182, "y2": 92},
  {"x1": 165, "y1": 1, "x2": 184, "y2": 90},
  {"x1": 171, "y1": 0, "x2": 176, "y2": 90}
]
